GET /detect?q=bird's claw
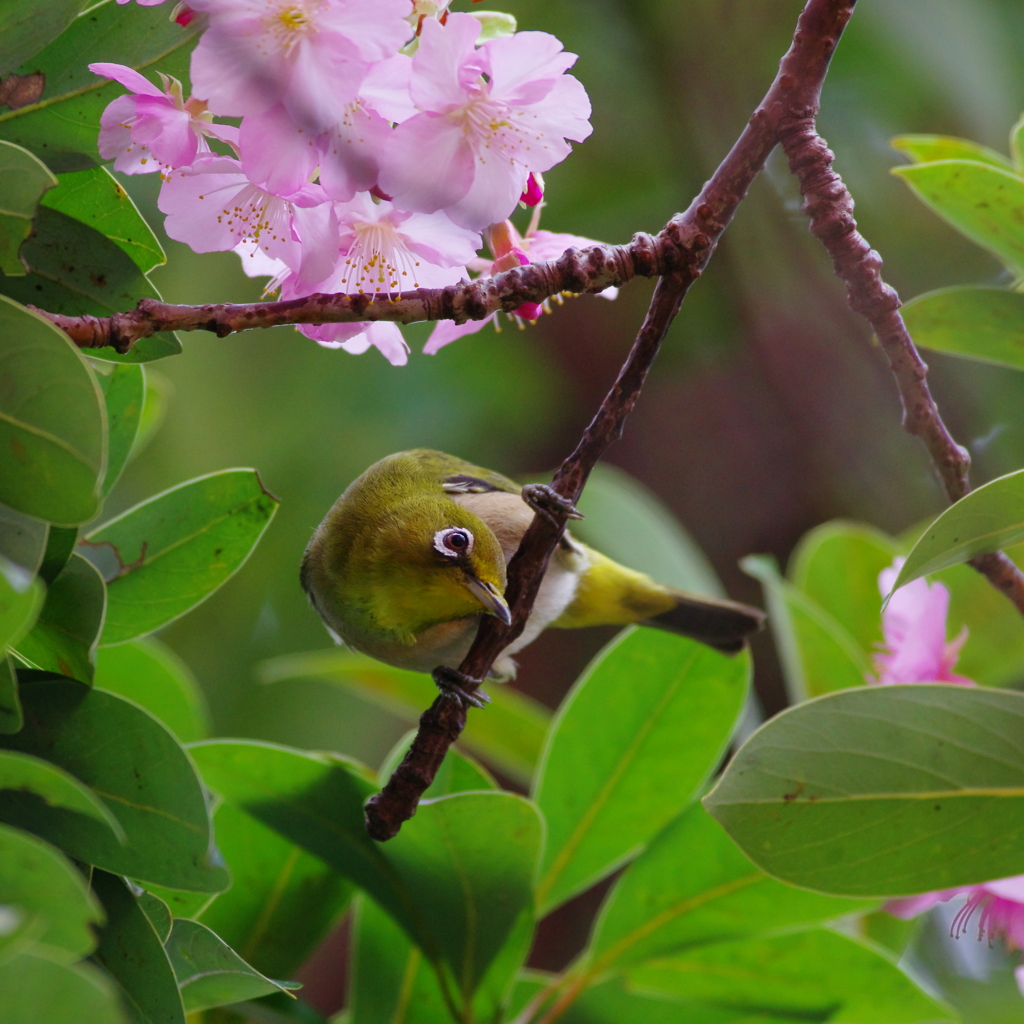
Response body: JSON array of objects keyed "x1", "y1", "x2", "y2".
[
  {"x1": 521, "y1": 483, "x2": 584, "y2": 528},
  {"x1": 432, "y1": 666, "x2": 490, "y2": 709}
]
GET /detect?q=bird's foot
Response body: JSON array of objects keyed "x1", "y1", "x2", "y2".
[
  {"x1": 521, "y1": 483, "x2": 584, "y2": 529},
  {"x1": 432, "y1": 666, "x2": 490, "y2": 709}
]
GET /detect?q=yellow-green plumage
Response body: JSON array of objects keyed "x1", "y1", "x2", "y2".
[{"x1": 301, "y1": 450, "x2": 763, "y2": 679}]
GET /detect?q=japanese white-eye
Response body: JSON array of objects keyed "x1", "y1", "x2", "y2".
[{"x1": 301, "y1": 450, "x2": 764, "y2": 683}]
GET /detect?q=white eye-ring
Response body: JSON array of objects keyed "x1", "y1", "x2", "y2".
[{"x1": 434, "y1": 527, "x2": 474, "y2": 558}]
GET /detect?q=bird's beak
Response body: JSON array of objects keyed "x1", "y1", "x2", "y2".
[{"x1": 465, "y1": 575, "x2": 513, "y2": 626}]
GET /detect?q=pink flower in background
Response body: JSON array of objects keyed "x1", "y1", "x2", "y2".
[
  {"x1": 425, "y1": 220, "x2": 615, "y2": 353},
  {"x1": 90, "y1": 63, "x2": 238, "y2": 174},
  {"x1": 872, "y1": 559, "x2": 973, "y2": 686},
  {"x1": 379, "y1": 13, "x2": 592, "y2": 230},
  {"x1": 158, "y1": 156, "x2": 338, "y2": 286},
  {"x1": 188, "y1": 0, "x2": 412, "y2": 130},
  {"x1": 299, "y1": 321, "x2": 411, "y2": 366}
]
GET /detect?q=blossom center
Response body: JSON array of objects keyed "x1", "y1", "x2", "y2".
[
  {"x1": 339, "y1": 221, "x2": 421, "y2": 295},
  {"x1": 264, "y1": 1, "x2": 322, "y2": 55}
]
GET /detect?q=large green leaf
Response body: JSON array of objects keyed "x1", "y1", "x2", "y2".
[
  {"x1": 0, "y1": 0, "x2": 200, "y2": 172},
  {"x1": 167, "y1": 918, "x2": 294, "y2": 1013},
  {"x1": 533, "y1": 628, "x2": 750, "y2": 913},
  {"x1": 627, "y1": 928, "x2": 954, "y2": 1023},
  {"x1": 892, "y1": 133, "x2": 1013, "y2": 170},
  {"x1": 95, "y1": 637, "x2": 209, "y2": 744},
  {"x1": 93, "y1": 363, "x2": 144, "y2": 497},
  {"x1": 0, "y1": 295, "x2": 106, "y2": 524},
  {"x1": 92, "y1": 870, "x2": 186, "y2": 1024},
  {"x1": 0, "y1": 554, "x2": 43, "y2": 649},
  {"x1": 0, "y1": 207, "x2": 180, "y2": 365},
  {"x1": 0, "y1": 749, "x2": 123, "y2": 840},
  {"x1": 190, "y1": 740, "x2": 542, "y2": 1004},
  {"x1": 888, "y1": 468, "x2": 1024, "y2": 593},
  {"x1": 259, "y1": 649, "x2": 549, "y2": 786},
  {"x1": 0, "y1": 950, "x2": 131, "y2": 1024},
  {"x1": 587, "y1": 803, "x2": 870, "y2": 975},
  {"x1": 901, "y1": 286, "x2": 1024, "y2": 370},
  {"x1": 0, "y1": 676, "x2": 229, "y2": 892},
  {"x1": 570, "y1": 463, "x2": 724, "y2": 597},
  {"x1": 84, "y1": 469, "x2": 279, "y2": 646},
  {"x1": 197, "y1": 800, "x2": 351, "y2": 980},
  {"x1": 742, "y1": 555, "x2": 870, "y2": 702},
  {"x1": 0, "y1": 0, "x2": 92, "y2": 75},
  {"x1": 893, "y1": 159, "x2": 1024, "y2": 278},
  {"x1": 0, "y1": 503, "x2": 48, "y2": 575},
  {"x1": 0, "y1": 140, "x2": 57, "y2": 274},
  {"x1": 0, "y1": 822, "x2": 103, "y2": 962},
  {"x1": 0, "y1": 654, "x2": 22, "y2": 733},
  {"x1": 705, "y1": 684, "x2": 1024, "y2": 896},
  {"x1": 14, "y1": 552, "x2": 105, "y2": 684},
  {"x1": 41, "y1": 166, "x2": 164, "y2": 274}
]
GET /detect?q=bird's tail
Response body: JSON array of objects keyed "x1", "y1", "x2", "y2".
[{"x1": 643, "y1": 590, "x2": 765, "y2": 654}]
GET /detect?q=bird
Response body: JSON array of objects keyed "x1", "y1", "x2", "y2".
[{"x1": 300, "y1": 449, "x2": 764, "y2": 704}]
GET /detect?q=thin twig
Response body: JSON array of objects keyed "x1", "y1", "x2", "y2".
[
  {"x1": 364, "y1": 0, "x2": 860, "y2": 843},
  {"x1": 780, "y1": 119, "x2": 1024, "y2": 615}
]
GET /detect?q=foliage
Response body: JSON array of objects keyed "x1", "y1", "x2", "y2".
[{"x1": 6, "y1": 2, "x2": 1024, "y2": 1023}]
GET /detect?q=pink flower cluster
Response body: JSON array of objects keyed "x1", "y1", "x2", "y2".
[
  {"x1": 875, "y1": 560, "x2": 1024, "y2": 996},
  {"x1": 92, "y1": 1, "x2": 597, "y2": 363}
]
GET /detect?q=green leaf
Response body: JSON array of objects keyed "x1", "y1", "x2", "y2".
[
  {"x1": 587, "y1": 803, "x2": 871, "y2": 975},
  {"x1": 84, "y1": 469, "x2": 280, "y2": 646},
  {"x1": 893, "y1": 159, "x2": 1024, "y2": 278},
  {"x1": 137, "y1": 890, "x2": 170, "y2": 944},
  {"x1": 92, "y1": 869, "x2": 186, "y2": 1024},
  {"x1": 788, "y1": 521, "x2": 900, "y2": 654},
  {"x1": 0, "y1": 654, "x2": 22, "y2": 733},
  {"x1": 0, "y1": 749, "x2": 124, "y2": 840},
  {"x1": 900, "y1": 286, "x2": 1024, "y2": 370},
  {"x1": 38, "y1": 525, "x2": 78, "y2": 585},
  {"x1": 129, "y1": 368, "x2": 170, "y2": 461},
  {"x1": 259, "y1": 650, "x2": 549, "y2": 786},
  {"x1": 167, "y1": 918, "x2": 294, "y2": 1013},
  {"x1": 0, "y1": 1, "x2": 201, "y2": 172},
  {"x1": 14, "y1": 552, "x2": 105, "y2": 684},
  {"x1": 378, "y1": 730, "x2": 497, "y2": 798},
  {"x1": 92, "y1": 362, "x2": 145, "y2": 497},
  {"x1": 139, "y1": 884, "x2": 214, "y2": 921},
  {"x1": 0, "y1": 503, "x2": 48, "y2": 576},
  {"x1": 197, "y1": 800, "x2": 352, "y2": 979},
  {"x1": 888, "y1": 468, "x2": 1024, "y2": 593},
  {"x1": 0, "y1": 821, "x2": 104, "y2": 961},
  {"x1": 0, "y1": 0, "x2": 91, "y2": 75},
  {"x1": 0, "y1": 676, "x2": 229, "y2": 892},
  {"x1": 95, "y1": 637, "x2": 210, "y2": 744},
  {"x1": 0, "y1": 554, "x2": 43, "y2": 649},
  {"x1": 533, "y1": 628, "x2": 750, "y2": 913},
  {"x1": 742, "y1": 555, "x2": 871, "y2": 701},
  {"x1": 0, "y1": 949, "x2": 131, "y2": 1024},
  {"x1": 704, "y1": 684, "x2": 1024, "y2": 896},
  {"x1": 41, "y1": 166, "x2": 164, "y2": 274},
  {"x1": 627, "y1": 928, "x2": 954, "y2": 1023},
  {"x1": 570, "y1": 463, "x2": 725, "y2": 597},
  {"x1": 1012, "y1": 114, "x2": 1024, "y2": 175},
  {"x1": 0, "y1": 207, "x2": 180, "y2": 365},
  {"x1": 0, "y1": 140, "x2": 57, "y2": 275},
  {"x1": 190, "y1": 740, "x2": 542, "y2": 1003},
  {"x1": 0, "y1": 295, "x2": 106, "y2": 524},
  {"x1": 892, "y1": 133, "x2": 1012, "y2": 170}
]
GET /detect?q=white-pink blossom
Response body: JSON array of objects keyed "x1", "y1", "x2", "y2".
[
  {"x1": 158, "y1": 156, "x2": 338, "y2": 286},
  {"x1": 379, "y1": 13, "x2": 592, "y2": 230},
  {"x1": 90, "y1": 63, "x2": 238, "y2": 174},
  {"x1": 188, "y1": 0, "x2": 412, "y2": 130}
]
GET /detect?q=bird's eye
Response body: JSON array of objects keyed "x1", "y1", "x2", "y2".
[{"x1": 434, "y1": 527, "x2": 474, "y2": 558}]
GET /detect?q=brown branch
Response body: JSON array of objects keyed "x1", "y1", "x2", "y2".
[
  {"x1": 780, "y1": 119, "x2": 1024, "y2": 615},
  {"x1": 363, "y1": 0, "x2": 860, "y2": 843}
]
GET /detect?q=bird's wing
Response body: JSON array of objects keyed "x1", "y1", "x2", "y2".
[{"x1": 401, "y1": 448, "x2": 522, "y2": 495}]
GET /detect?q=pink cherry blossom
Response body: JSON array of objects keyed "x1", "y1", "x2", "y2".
[
  {"x1": 379, "y1": 13, "x2": 592, "y2": 230},
  {"x1": 158, "y1": 156, "x2": 338, "y2": 287},
  {"x1": 90, "y1": 63, "x2": 238, "y2": 174},
  {"x1": 188, "y1": 0, "x2": 412, "y2": 130},
  {"x1": 872, "y1": 559, "x2": 973, "y2": 686}
]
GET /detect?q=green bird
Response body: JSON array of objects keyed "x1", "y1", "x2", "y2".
[{"x1": 301, "y1": 450, "x2": 764, "y2": 702}]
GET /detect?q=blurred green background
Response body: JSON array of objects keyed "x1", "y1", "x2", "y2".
[{"x1": 111, "y1": 0, "x2": 1024, "y2": 760}]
